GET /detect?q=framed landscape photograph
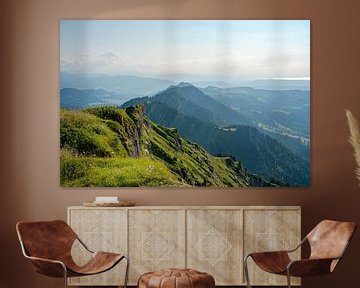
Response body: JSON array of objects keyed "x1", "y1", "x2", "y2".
[{"x1": 60, "y1": 20, "x2": 310, "y2": 187}]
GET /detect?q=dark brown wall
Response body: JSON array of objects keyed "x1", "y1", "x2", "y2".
[{"x1": 1, "y1": 0, "x2": 360, "y2": 287}]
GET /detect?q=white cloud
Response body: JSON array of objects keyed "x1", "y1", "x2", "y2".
[{"x1": 61, "y1": 52, "x2": 129, "y2": 74}]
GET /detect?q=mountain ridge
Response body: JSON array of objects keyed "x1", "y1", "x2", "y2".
[
  {"x1": 60, "y1": 72, "x2": 175, "y2": 97},
  {"x1": 60, "y1": 105, "x2": 274, "y2": 187},
  {"x1": 122, "y1": 82, "x2": 249, "y2": 126},
  {"x1": 122, "y1": 88, "x2": 310, "y2": 186}
]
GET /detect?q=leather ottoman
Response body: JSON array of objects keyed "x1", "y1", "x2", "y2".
[{"x1": 138, "y1": 268, "x2": 215, "y2": 288}]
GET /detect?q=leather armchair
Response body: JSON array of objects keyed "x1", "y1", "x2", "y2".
[
  {"x1": 244, "y1": 220, "x2": 356, "y2": 288},
  {"x1": 16, "y1": 220, "x2": 129, "y2": 288}
]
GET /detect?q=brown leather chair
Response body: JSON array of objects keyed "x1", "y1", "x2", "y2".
[
  {"x1": 16, "y1": 220, "x2": 129, "y2": 288},
  {"x1": 244, "y1": 220, "x2": 356, "y2": 288}
]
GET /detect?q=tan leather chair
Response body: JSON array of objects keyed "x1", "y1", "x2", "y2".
[
  {"x1": 16, "y1": 220, "x2": 129, "y2": 288},
  {"x1": 244, "y1": 220, "x2": 356, "y2": 288}
]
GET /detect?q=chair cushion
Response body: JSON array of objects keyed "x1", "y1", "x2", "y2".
[{"x1": 138, "y1": 269, "x2": 215, "y2": 288}]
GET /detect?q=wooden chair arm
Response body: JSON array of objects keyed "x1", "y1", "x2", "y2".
[
  {"x1": 247, "y1": 250, "x2": 290, "y2": 258},
  {"x1": 76, "y1": 235, "x2": 94, "y2": 253},
  {"x1": 286, "y1": 237, "x2": 307, "y2": 253}
]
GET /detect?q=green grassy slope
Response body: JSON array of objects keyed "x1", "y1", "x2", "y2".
[{"x1": 60, "y1": 106, "x2": 275, "y2": 187}]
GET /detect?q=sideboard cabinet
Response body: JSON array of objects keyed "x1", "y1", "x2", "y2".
[{"x1": 67, "y1": 206, "x2": 301, "y2": 286}]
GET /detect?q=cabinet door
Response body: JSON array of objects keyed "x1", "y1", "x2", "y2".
[
  {"x1": 68, "y1": 208, "x2": 127, "y2": 286},
  {"x1": 187, "y1": 209, "x2": 243, "y2": 285},
  {"x1": 128, "y1": 209, "x2": 186, "y2": 284},
  {"x1": 243, "y1": 208, "x2": 301, "y2": 286}
]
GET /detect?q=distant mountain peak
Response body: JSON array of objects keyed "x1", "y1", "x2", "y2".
[{"x1": 177, "y1": 82, "x2": 195, "y2": 88}]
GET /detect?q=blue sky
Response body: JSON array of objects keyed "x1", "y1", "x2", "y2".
[{"x1": 60, "y1": 20, "x2": 310, "y2": 83}]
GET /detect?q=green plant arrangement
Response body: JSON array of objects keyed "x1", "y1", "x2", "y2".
[{"x1": 345, "y1": 109, "x2": 360, "y2": 185}]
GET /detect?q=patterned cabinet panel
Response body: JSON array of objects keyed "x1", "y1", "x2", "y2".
[
  {"x1": 128, "y1": 209, "x2": 186, "y2": 284},
  {"x1": 243, "y1": 208, "x2": 301, "y2": 286},
  {"x1": 186, "y1": 209, "x2": 243, "y2": 285},
  {"x1": 67, "y1": 206, "x2": 301, "y2": 286},
  {"x1": 68, "y1": 208, "x2": 127, "y2": 286}
]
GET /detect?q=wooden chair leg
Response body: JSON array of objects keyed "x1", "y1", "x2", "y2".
[
  {"x1": 123, "y1": 255, "x2": 130, "y2": 288},
  {"x1": 62, "y1": 265, "x2": 68, "y2": 288},
  {"x1": 244, "y1": 255, "x2": 252, "y2": 288},
  {"x1": 286, "y1": 270, "x2": 292, "y2": 288}
]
